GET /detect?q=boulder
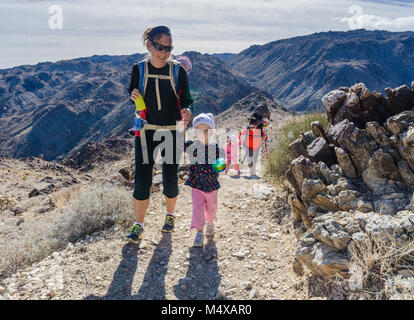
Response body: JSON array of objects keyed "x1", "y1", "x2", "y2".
[
  {"x1": 356, "y1": 212, "x2": 404, "y2": 243},
  {"x1": 312, "y1": 213, "x2": 356, "y2": 250},
  {"x1": 289, "y1": 138, "x2": 307, "y2": 158},
  {"x1": 385, "y1": 85, "x2": 414, "y2": 113},
  {"x1": 295, "y1": 232, "x2": 349, "y2": 277},
  {"x1": 311, "y1": 121, "x2": 327, "y2": 139},
  {"x1": 323, "y1": 83, "x2": 395, "y2": 129},
  {"x1": 386, "y1": 110, "x2": 414, "y2": 135},
  {"x1": 322, "y1": 89, "x2": 347, "y2": 122},
  {"x1": 334, "y1": 147, "x2": 358, "y2": 179},
  {"x1": 306, "y1": 137, "x2": 336, "y2": 167}
]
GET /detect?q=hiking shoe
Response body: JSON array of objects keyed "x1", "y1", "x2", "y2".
[
  {"x1": 205, "y1": 223, "x2": 214, "y2": 236},
  {"x1": 193, "y1": 232, "x2": 204, "y2": 247},
  {"x1": 161, "y1": 214, "x2": 175, "y2": 233},
  {"x1": 125, "y1": 223, "x2": 144, "y2": 244}
]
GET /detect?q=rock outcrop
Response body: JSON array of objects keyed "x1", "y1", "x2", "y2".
[{"x1": 286, "y1": 82, "x2": 414, "y2": 285}]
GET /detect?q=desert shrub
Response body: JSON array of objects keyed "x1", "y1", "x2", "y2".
[
  {"x1": 0, "y1": 186, "x2": 133, "y2": 279},
  {"x1": 51, "y1": 184, "x2": 86, "y2": 211},
  {"x1": 0, "y1": 195, "x2": 17, "y2": 212},
  {"x1": 384, "y1": 275, "x2": 414, "y2": 300},
  {"x1": 265, "y1": 110, "x2": 328, "y2": 180},
  {"x1": 54, "y1": 185, "x2": 133, "y2": 243},
  {"x1": 0, "y1": 219, "x2": 59, "y2": 279},
  {"x1": 348, "y1": 234, "x2": 414, "y2": 300}
]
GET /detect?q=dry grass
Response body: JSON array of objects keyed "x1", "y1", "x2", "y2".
[
  {"x1": 265, "y1": 110, "x2": 329, "y2": 181},
  {"x1": 51, "y1": 184, "x2": 87, "y2": 212},
  {"x1": 0, "y1": 195, "x2": 16, "y2": 212},
  {"x1": 348, "y1": 234, "x2": 414, "y2": 300},
  {"x1": 54, "y1": 185, "x2": 133, "y2": 243},
  {"x1": 0, "y1": 185, "x2": 134, "y2": 279}
]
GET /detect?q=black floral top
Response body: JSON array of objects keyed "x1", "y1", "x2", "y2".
[{"x1": 184, "y1": 140, "x2": 224, "y2": 192}]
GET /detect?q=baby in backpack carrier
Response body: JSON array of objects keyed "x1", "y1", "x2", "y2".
[{"x1": 225, "y1": 135, "x2": 241, "y2": 176}]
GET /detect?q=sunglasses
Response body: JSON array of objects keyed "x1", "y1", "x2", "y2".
[{"x1": 150, "y1": 40, "x2": 174, "y2": 52}]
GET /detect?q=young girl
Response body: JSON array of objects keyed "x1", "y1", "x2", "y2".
[
  {"x1": 225, "y1": 135, "x2": 241, "y2": 176},
  {"x1": 125, "y1": 26, "x2": 193, "y2": 244},
  {"x1": 184, "y1": 113, "x2": 224, "y2": 247}
]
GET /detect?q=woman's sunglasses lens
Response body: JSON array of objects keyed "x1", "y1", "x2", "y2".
[{"x1": 152, "y1": 41, "x2": 173, "y2": 52}]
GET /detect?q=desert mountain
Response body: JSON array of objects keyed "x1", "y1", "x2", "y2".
[
  {"x1": 0, "y1": 52, "x2": 257, "y2": 161},
  {"x1": 227, "y1": 29, "x2": 414, "y2": 110}
]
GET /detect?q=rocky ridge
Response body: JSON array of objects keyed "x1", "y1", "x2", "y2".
[
  {"x1": 228, "y1": 29, "x2": 414, "y2": 111},
  {"x1": 286, "y1": 81, "x2": 414, "y2": 298}
]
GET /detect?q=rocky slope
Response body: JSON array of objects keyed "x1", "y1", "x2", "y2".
[
  {"x1": 285, "y1": 81, "x2": 414, "y2": 298},
  {"x1": 227, "y1": 29, "x2": 414, "y2": 111},
  {"x1": 215, "y1": 91, "x2": 293, "y2": 152},
  {"x1": 0, "y1": 167, "x2": 307, "y2": 300},
  {"x1": 0, "y1": 52, "x2": 257, "y2": 161}
]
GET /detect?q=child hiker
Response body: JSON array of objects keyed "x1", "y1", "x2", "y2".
[
  {"x1": 239, "y1": 117, "x2": 267, "y2": 178},
  {"x1": 125, "y1": 26, "x2": 193, "y2": 244},
  {"x1": 225, "y1": 135, "x2": 241, "y2": 176},
  {"x1": 184, "y1": 113, "x2": 224, "y2": 247}
]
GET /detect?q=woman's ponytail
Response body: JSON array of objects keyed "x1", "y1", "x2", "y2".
[{"x1": 142, "y1": 27, "x2": 153, "y2": 46}]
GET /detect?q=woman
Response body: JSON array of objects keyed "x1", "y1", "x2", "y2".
[{"x1": 125, "y1": 26, "x2": 193, "y2": 244}]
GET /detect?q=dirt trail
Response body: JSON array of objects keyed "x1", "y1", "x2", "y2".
[{"x1": 2, "y1": 166, "x2": 306, "y2": 300}]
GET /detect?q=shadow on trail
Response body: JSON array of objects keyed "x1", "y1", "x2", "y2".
[
  {"x1": 84, "y1": 242, "x2": 140, "y2": 300},
  {"x1": 173, "y1": 237, "x2": 223, "y2": 300},
  {"x1": 84, "y1": 233, "x2": 172, "y2": 300},
  {"x1": 134, "y1": 232, "x2": 172, "y2": 300}
]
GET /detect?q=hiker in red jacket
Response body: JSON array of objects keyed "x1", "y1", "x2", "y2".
[{"x1": 239, "y1": 117, "x2": 267, "y2": 178}]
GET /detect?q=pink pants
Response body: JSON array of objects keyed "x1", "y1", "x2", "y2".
[
  {"x1": 225, "y1": 163, "x2": 240, "y2": 172},
  {"x1": 191, "y1": 188, "x2": 218, "y2": 231}
]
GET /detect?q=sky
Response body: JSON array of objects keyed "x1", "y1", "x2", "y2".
[{"x1": 0, "y1": 0, "x2": 413, "y2": 69}]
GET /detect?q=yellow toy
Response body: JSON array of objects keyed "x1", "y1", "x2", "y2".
[{"x1": 134, "y1": 94, "x2": 146, "y2": 111}]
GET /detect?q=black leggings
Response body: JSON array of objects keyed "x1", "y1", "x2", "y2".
[{"x1": 133, "y1": 130, "x2": 183, "y2": 200}]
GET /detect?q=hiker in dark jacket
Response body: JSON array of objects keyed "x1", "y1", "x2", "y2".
[{"x1": 125, "y1": 26, "x2": 193, "y2": 244}]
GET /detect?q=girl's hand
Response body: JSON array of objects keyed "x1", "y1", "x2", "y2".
[
  {"x1": 181, "y1": 108, "x2": 192, "y2": 126},
  {"x1": 130, "y1": 89, "x2": 141, "y2": 102}
]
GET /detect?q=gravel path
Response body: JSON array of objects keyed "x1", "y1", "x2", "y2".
[{"x1": 1, "y1": 167, "x2": 306, "y2": 300}]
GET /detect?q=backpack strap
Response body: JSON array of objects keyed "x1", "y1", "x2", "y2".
[
  {"x1": 137, "y1": 59, "x2": 180, "y2": 111},
  {"x1": 138, "y1": 60, "x2": 148, "y2": 98},
  {"x1": 167, "y1": 60, "x2": 180, "y2": 100},
  {"x1": 171, "y1": 60, "x2": 180, "y2": 98}
]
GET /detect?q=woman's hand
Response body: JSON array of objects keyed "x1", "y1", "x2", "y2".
[
  {"x1": 181, "y1": 108, "x2": 192, "y2": 127},
  {"x1": 130, "y1": 89, "x2": 141, "y2": 102}
]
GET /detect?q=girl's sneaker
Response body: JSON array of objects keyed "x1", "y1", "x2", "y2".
[
  {"x1": 125, "y1": 224, "x2": 144, "y2": 244},
  {"x1": 193, "y1": 232, "x2": 204, "y2": 247},
  {"x1": 205, "y1": 223, "x2": 214, "y2": 236}
]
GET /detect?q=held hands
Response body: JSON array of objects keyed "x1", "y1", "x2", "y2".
[{"x1": 181, "y1": 108, "x2": 192, "y2": 127}]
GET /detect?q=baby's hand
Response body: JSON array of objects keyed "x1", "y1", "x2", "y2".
[{"x1": 181, "y1": 108, "x2": 192, "y2": 126}]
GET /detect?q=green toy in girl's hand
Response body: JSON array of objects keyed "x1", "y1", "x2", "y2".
[
  {"x1": 134, "y1": 94, "x2": 146, "y2": 111},
  {"x1": 212, "y1": 158, "x2": 226, "y2": 173}
]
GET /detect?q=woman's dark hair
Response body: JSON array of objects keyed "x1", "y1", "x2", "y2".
[
  {"x1": 142, "y1": 26, "x2": 172, "y2": 46},
  {"x1": 248, "y1": 117, "x2": 259, "y2": 126}
]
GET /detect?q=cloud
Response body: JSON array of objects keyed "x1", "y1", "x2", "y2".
[
  {"x1": 0, "y1": 0, "x2": 414, "y2": 68},
  {"x1": 339, "y1": 13, "x2": 414, "y2": 31}
]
